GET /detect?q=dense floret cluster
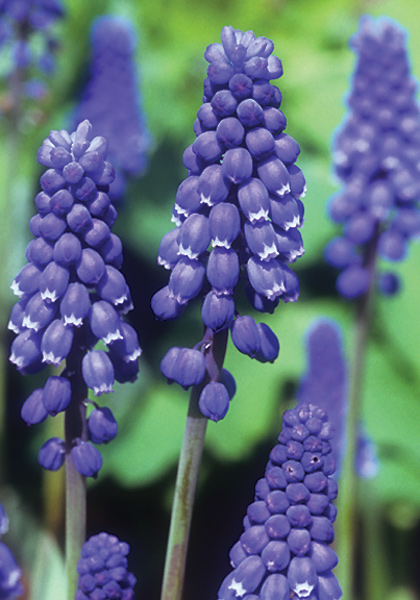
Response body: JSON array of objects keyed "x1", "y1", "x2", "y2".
[
  {"x1": 152, "y1": 26, "x2": 306, "y2": 420},
  {"x1": 8, "y1": 120, "x2": 141, "y2": 477},
  {"x1": 216, "y1": 403, "x2": 341, "y2": 600},
  {"x1": 75, "y1": 15, "x2": 150, "y2": 199},
  {"x1": 0, "y1": 0, "x2": 64, "y2": 108},
  {"x1": 326, "y1": 16, "x2": 420, "y2": 299},
  {"x1": 75, "y1": 532, "x2": 136, "y2": 600}
]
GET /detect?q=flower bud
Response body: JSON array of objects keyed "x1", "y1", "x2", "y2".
[
  {"x1": 38, "y1": 437, "x2": 66, "y2": 471},
  {"x1": 88, "y1": 407, "x2": 118, "y2": 444},
  {"x1": 71, "y1": 440, "x2": 103, "y2": 478}
]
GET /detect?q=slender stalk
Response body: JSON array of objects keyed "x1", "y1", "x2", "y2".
[
  {"x1": 64, "y1": 328, "x2": 88, "y2": 600},
  {"x1": 160, "y1": 328, "x2": 228, "y2": 600},
  {"x1": 336, "y1": 225, "x2": 380, "y2": 599}
]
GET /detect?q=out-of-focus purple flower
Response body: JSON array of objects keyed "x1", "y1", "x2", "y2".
[
  {"x1": 298, "y1": 318, "x2": 379, "y2": 479},
  {"x1": 75, "y1": 532, "x2": 136, "y2": 600},
  {"x1": 74, "y1": 15, "x2": 150, "y2": 199},
  {"x1": 0, "y1": 504, "x2": 23, "y2": 599},
  {"x1": 326, "y1": 16, "x2": 420, "y2": 299},
  {"x1": 216, "y1": 403, "x2": 341, "y2": 600},
  {"x1": 8, "y1": 120, "x2": 141, "y2": 478},
  {"x1": 152, "y1": 26, "x2": 306, "y2": 420}
]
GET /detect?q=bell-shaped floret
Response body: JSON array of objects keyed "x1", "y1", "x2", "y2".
[
  {"x1": 174, "y1": 176, "x2": 201, "y2": 219},
  {"x1": 238, "y1": 178, "x2": 270, "y2": 222},
  {"x1": 60, "y1": 282, "x2": 91, "y2": 327},
  {"x1": 22, "y1": 291, "x2": 57, "y2": 332},
  {"x1": 317, "y1": 572, "x2": 342, "y2": 600},
  {"x1": 198, "y1": 381, "x2": 230, "y2": 422},
  {"x1": 108, "y1": 321, "x2": 142, "y2": 362},
  {"x1": 217, "y1": 555, "x2": 266, "y2": 599},
  {"x1": 206, "y1": 247, "x2": 240, "y2": 295},
  {"x1": 255, "y1": 323, "x2": 279, "y2": 363},
  {"x1": 42, "y1": 375, "x2": 72, "y2": 416},
  {"x1": 269, "y1": 194, "x2": 304, "y2": 230},
  {"x1": 197, "y1": 164, "x2": 231, "y2": 207},
  {"x1": 71, "y1": 440, "x2": 103, "y2": 478},
  {"x1": 221, "y1": 147, "x2": 253, "y2": 184},
  {"x1": 157, "y1": 228, "x2": 180, "y2": 270},
  {"x1": 39, "y1": 261, "x2": 70, "y2": 303},
  {"x1": 41, "y1": 319, "x2": 74, "y2": 365},
  {"x1": 21, "y1": 388, "x2": 48, "y2": 425},
  {"x1": 88, "y1": 407, "x2": 118, "y2": 444},
  {"x1": 274, "y1": 226, "x2": 304, "y2": 262},
  {"x1": 208, "y1": 202, "x2": 241, "y2": 248},
  {"x1": 259, "y1": 573, "x2": 289, "y2": 600},
  {"x1": 82, "y1": 350, "x2": 115, "y2": 395},
  {"x1": 168, "y1": 257, "x2": 205, "y2": 304},
  {"x1": 38, "y1": 437, "x2": 66, "y2": 471},
  {"x1": 274, "y1": 132, "x2": 301, "y2": 164},
  {"x1": 160, "y1": 346, "x2": 206, "y2": 389},
  {"x1": 9, "y1": 329, "x2": 42, "y2": 370},
  {"x1": 201, "y1": 290, "x2": 235, "y2": 332},
  {"x1": 97, "y1": 265, "x2": 129, "y2": 306},
  {"x1": 287, "y1": 556, "x2": 318, "y2": 598},
  {"x1": 244, "y1": 220, "x2": 279, "y2": 261},
  {"x1": 247, "y1": 256, "x2": 287, "y2": 300},
  {"x1": 309, "y1": 542, "x2": 338, "y2": 574},
  {"x1": 257, "y1": 156, "x2": 291, "y2": 197},
  {"x1": 178, "y1": 214, "x2": 210, "y2": 259},
  {"x1": 111, "y1": 353, "x2": 140, "y2": 384},
  {"x1": 231, "y1": 315, "x2": 261, "y2": 358},
  {"x1": 151, "y1": 286, "x2": 186, "y2": 320},
  {"x1": 10, "y1": 263, "x2": 42, "y2": 298},
  {"x1": 53, "y1": 232, "x2": 82, "y2": 266}
]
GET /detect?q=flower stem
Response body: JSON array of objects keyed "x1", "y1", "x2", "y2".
[
  {"x1": 64, "y1": 329, "x2": 88, "y2": 600},
  {"x1": 160, "y1": 328, "x2": 228, "y2": 600},
  {"x1": 336, "y1": 225, "x2": 380, "y2": 599}
]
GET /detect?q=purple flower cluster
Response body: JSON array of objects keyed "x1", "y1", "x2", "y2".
[
  {"x1": 75, "y1": 532, "x2": 136, "y2": 600},
  {"x1": 0, "y1": 0, "x2": 64, "y2": 106},
  {"x1": 326, "y1": 16, "x2": 420, "y2": 299},
  {"x1": 0, "y1": 504, "x2": 23, "y2": 599},
  {"x1": 217, "y1": 403, "x2": 341, "y2": 600},
  {"x1": 152, "y1": 26, "x2": 306, "y2": 420},
  {"x1": 8, "y1": 120, "x2": 141, "y2": 477},
  {"x1": 75, "y1": 15, "x2": 150, "y2": 199}
]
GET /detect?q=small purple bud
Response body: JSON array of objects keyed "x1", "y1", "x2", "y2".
[
  {"x1": 76, "y1": 248, "x2": 106, "y2": 285},
  {"x1": 231, "y1": 315, "x2": 261, "y2": 358},
  {"x1": 274, "y1": 133, "x2": 301, "y2": 164},
  {"x1": 10, "y1": 263, "x2": 42, "y2": 298},
  {"x1": 198, "y1": 381, "x2": 230, "y2": 422},
  {"x1": 263, "y1": 106, "x2": 287, "y2": 133},
  {"x1": 287, "y1": 556, "x2": 318, "y2": 598},
  {"x1": 71, "y1": 440, "x2": 103, "y2": 478},
  {"x1": 229, "y1": 73, "x2": 253, "y2": 99},
  {"x1": 378, "y1": 228, "x2": 407, "y2": 261},
  {"x1": 192, "y1": 131, "x2": 224, "y2": 162},
  {"x1": 98, "y1": 233, "x2": 123, "y2": 267},
  {"x1": 151, "y1": 286, "x2": 186, "y2": 320},
  {"x1": 174, "y1": 177, "x2": 201, "y2": 218},
  {"x1": 208, "y1": 202, "x2": 241, "y2": 248},
  {"x1": 41, "y1": 319, "x2": 74, "y2": 365},
  {"x1": 269, "y1": 194, "x2": 303, "y2": 230},
  {"x1": 35, "y1": 191, "x2": 51, "y2": 215},
  {"x1": 220, "y1": 368, "x2": 236, "y2": 400},
  {"x1": 201, "y1": 291, "x2": 235, "y2": 332},
  {"x1": 245, "y1": 127, "x2": 275, "y2": 160},
  {"x1": 310, "y1": 516, "x2": 335, "y2": 543},
  {"x1": 236, "y1": 98, "x2": 264, "y2": 127},
  {"x1": 63, "y1": 161, "x2": 84, "y2": 184},
  {"x1": 38, "y1": 437, "x2": 66, "y2": 471},
  {"x1": 39, "y1": 213, "x2": 67, "y2": 241},
  {"x1": 40, "y1": 261, "x2": 70, "y2": 302},
  {"x1": 275, "y1": 226, "x2": 304, "y2": 262},
  {"x1": 216, "y1": 117, "x2": 245, "y2": 148},
  {"x1": 82, "y1": 350, "x2": 115, "y2": 395},
  {"x1": 240, "y1": 525, "x2": 270, "y2": 554},
  {"x1": 84, "y1": 219, "x2": 111, "y2": 248},
  {"x1": 247, "y1": 501, "x2": 271, "y2": 524},
  {"x1": 259, "y1": 573, "x2": 289, "y2": 600},
  {"x1": 229, "y1": 541, "x2": 247, "y2": 568},
  {"x1": 238, "y1": 178, "x2": 270, "y2": 222},
  {"x1": 324, "y1": 237, "x2": 359, "y2": 268},
  {"x1": 168, "y1": 257, "x2": 205, "y2": 304},
  {"x1": 255, "y1": 323, "x2": 280, "y2": 363},
  {"x1": 344, "y1": 211, "x2": 376, "y2": 245},
  {"x1": 261, "y1": 541, "x2": 290, "y2": 572},
  {"x1": 40, "y1": 169, "x2": 66, "y2": 194},
  {"x1": 221, "y1": 148, "x2": 253, "y2": 184},
  {"x1": 309, "y1": 542, "x2": 338, "y2": 573},
  {"x1": 264, "y1": 514, "x2": 291, "y2": 539},
  {"x1": 160, "y1": 346, "x2": 206, "y2": 389},
  {"x1": 50, "y1": 189, "x2": 74, "y2": 215},
  {"x1": 21, "y1": 388, "x2": 48, "y2": 425},
  {"x1": 43, "y1": 375, "x2": 72, "y2": 415},
  {"x1": 317, "y1": 572, "x2": 342, "y2": 600},
  {"x1": 25, "y1": 237, "x2": 54, "y2": 267},
  {"x1": 88, "y1": 190, "x2": 110, "y2": 216},
  {"x1": 211, "y1": 89, "x2": 238, "y2": 117},
  {"x1": 60, "y1": 282, "x2": 91, "y2": 327},
  {"x1": 8, "y1": 298, "x2": 28, "y2": 335},
  {"x1": 67, "y1": 203, "x2": 93, "y2": 234},
  {"x1": 88, "y1": 407, "x2": 118, "y2": 444},
  {"x1": 53, "y1": 232, "x2": 82, "y2": 266}
]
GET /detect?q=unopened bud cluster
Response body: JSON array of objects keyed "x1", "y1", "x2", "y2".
[
  {"x1": 326, "y1": 16, "x2": 420, "y2": 299},
  {"x1": 153, "y1": 26, "x2": 306, "y2": 420},
  {"x1": 8, "y1": 120, "x2": 141, "y2": 477},
  {"x1": 217, "y1": 403, "x2": 341, "y2": 600},
  {"x1": 75, "y1": 532, "x2": 136, "y2": 600}
]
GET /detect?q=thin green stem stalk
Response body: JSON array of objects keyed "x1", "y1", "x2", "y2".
[
  {"x1": 336, "y1": 225, "x2": 380, "y2": 600},
  {"x1": 160, "y1": 328, "x2": 228, "y2": 600}
]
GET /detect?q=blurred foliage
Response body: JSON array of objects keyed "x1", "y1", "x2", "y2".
[{"x1": 2, "y1": 0, "x2": 420, "y2": 598}]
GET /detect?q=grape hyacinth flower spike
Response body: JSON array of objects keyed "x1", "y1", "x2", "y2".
[
  {"x1": 152, "y1": 25, "x2": 306, "y2": 423},
  {"x1": 8, "y1": 119, "x2": 142, "y2": 479},
  {"x1": 0, "y1": 504, "x2": 23, "y2": 599},
  {"x1": 75, "y1": 532, "x2": 136, "y2": 600},
  {"x1": 217, "y1": 403, "x2": 341, "y2": 600},
  {"x1": 325, "y1": 16, "x2": 420, "y2": 300},
  {"x1": 75, "y1": 15, "x2": 150, "y2": 199}
]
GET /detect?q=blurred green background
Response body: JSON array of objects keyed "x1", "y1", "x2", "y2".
[{"x1": 1, "y1": 0, "x2": 420, "y2": 598}]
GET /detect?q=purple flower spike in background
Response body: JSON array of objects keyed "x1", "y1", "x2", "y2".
[
  {"x1": 75, "y1": 15, "x2": 150, "y2": 199},
  {"x1": 0, "y1": 504, "x2": 23, "y2": 599},
  {"x1": 75, "y1": 532, "x2": 136, "y2": 600},
  {"x1": 152, "y1": 25, "x2": 306, "y2": 421},
  {"x1": 8, "y1": 119, "x2": 141, "y2": 478},
  {"x1": 326, "y1": 16, "x2": 420, "y2": 299},
  {"x1": 216, "y1": 403, "x2": 341, "y2": 600}
]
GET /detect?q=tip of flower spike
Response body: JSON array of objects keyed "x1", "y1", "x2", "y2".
[{"x1": 92, "y1": 15, "x2": 137, "y2": 56}]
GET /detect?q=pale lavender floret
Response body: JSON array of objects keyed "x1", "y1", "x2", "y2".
[
  {"x1": 38, "y1": 437, "x2": 66, "y2": 471},
  {"x1": 82, "y1": 350, "x2": 115, "y2": 396},
  {"x1": 76, "y1": 248, "x2": 106, "y2": 285},
  {"x1": 231, "y1": 315, "x2": 261, "y2": 358},
  {"x1": 60, "y1": 282, "x2": 91, "y2": 327},
  {"x1": 88, "y1": 407, "x2": 118, "y2": 444},
  {"x1": 41, "y1": 319, "x2": 74, "y2": 365},
  {"x1": 201, "y1": 290, "x2": 235, "y2": 332},
  {"x1": 206, "y1": 247, "x2": 239, "y2": 294},
  {"x1": 168, "y1": 257, "x2": 206, "y2": 304},
  {"x1": 208, "y1": 203, "x2": 241, "y2": 248},
  {"x1": 89, "y1": 300, "x2": 123, "y2": 344},
  {"x1": 198, "y1": 381, "x2": 230, "y2": 422},
  {"x1": 71, "y1": 440, "x2": 103, "y2": 478},
  {"x1": 39, "y1": 261, "x2": 69, "y2": 302},
  {"x1": 160, "y1": 346, "x2": 206, "y2": 389},
  {"x1": 42, "y1": 375, "x2": 72, "y2": 415},
  {"x1": 21, "y1": 388, "x2": 48, "y2": 425},
  {"x1": 22, "y1": 291, "x2": 57, "y2": 331},
  {"x1": 10, "y1": 263, "x2": 42, "y2": 298}
]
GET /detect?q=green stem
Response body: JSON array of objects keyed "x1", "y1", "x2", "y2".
[
  {"x1": 64, "y1": 328, "x2": 88, "y2": 600},
  {"x1": 160, "y1": 328, "x2": 228, "y2": 600},
  {"x1": 336, "y1": 225, "x2": 380, "y2": 600}
]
